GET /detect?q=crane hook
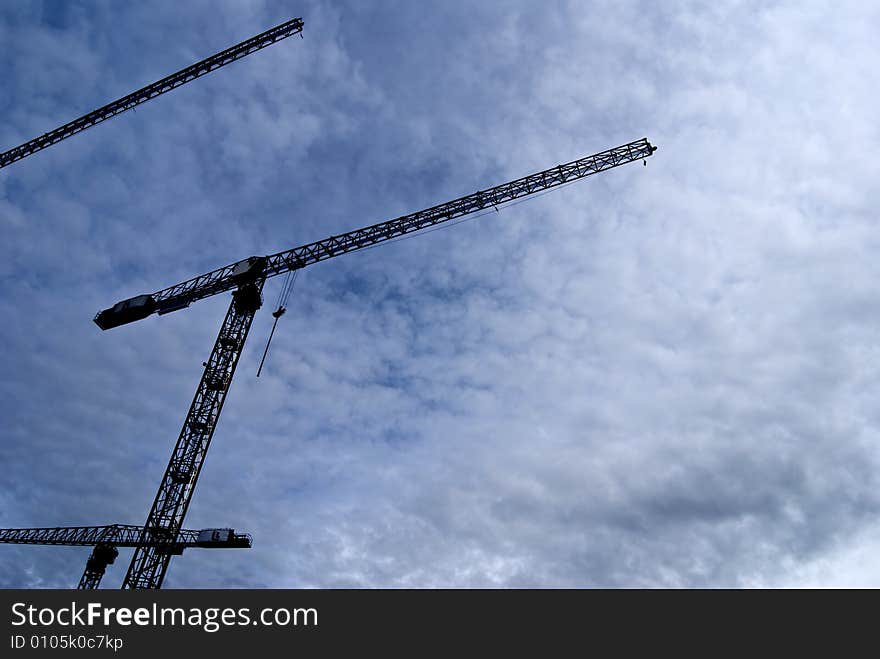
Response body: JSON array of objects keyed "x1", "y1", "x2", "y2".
[{"x1": 257, "y1": 306, "x2": 287, "y2": 377}]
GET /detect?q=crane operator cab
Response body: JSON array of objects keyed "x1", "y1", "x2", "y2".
[
  {"x1": 230, "y1": 256, "x2": 267, "y2": 282},
  {"x1": 230, "y1": 256, "x2": 267, "y2": 314}
]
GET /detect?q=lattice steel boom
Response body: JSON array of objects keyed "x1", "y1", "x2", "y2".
[
  {"x1": 0, "y1": 524, "x2": 252, "y2": 589},
  {"x1": 0, "y1": 524, "x2": 251, "y2": 547},
  {"x1": 97, "y1": 138, "x2": 656, "y2": 589},
  {"x1": 0, "y1": 17, "x2": 304, "y2": 170},
  {"x1": 95, "y1": 138, "x2": 657, "y2": 331},
  {"x1": 121, "y1": 283, "x2": 264, "y2": 589}
]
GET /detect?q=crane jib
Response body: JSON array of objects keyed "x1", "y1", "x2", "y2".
[
  {"x1": 93, "y1": 138, "x2": 656, "y2": 330},
  {"x1": 0, "y1": 18, "x2": 305, "y2": 170},
  {"x1": 0, "y1": 523, "x2": 252, "y2": 589},
  {"x1": 0, "y1": 524, "x2": 252, "y2": 548}
]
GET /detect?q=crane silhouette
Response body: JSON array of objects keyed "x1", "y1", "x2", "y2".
[{"x1": 91, "y1": 138, "x2": 657, "y2": 588}]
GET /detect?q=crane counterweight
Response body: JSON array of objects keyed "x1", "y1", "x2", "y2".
[{"x1": 94, "y1": 294, "x2": 157, "y2": 330}]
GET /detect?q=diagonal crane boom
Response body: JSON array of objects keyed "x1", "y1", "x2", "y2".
[
  {"x1": 94, "y1": 138, "x2": 656, "y2": 588},
  {"x1": 0, "y1": 524, "x2": 251, "y2": 589},
  {"x1": 96, "y1": 138, "x2": 656, "y2": 329},
  {"x1": 0, "y1": 17, "x2": 304, "y2": 170}
]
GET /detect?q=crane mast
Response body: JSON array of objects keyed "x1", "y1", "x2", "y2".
[
  {"x1": 122, "y1": 283, "x2": 264, "y2": 589},
  {"x1": 0, "y1": 524, "x2": 252, "y2": 589},
  {"x1": 0, "y1": 18, "x2": 304, "y2": 170},
  {"x1": 96, "y1": 138, "x2": 656, "y2": 588}
]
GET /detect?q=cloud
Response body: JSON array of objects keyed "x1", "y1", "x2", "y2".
[{"x1": 2, "y1": 0, "x2": 880, "y2": 588}]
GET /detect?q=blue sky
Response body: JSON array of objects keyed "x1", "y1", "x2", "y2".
[{"x1": 2, "y1": 0, "x2": 880, "y2": 587}]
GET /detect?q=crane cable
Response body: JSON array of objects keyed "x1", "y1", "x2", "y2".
[{"x1": 256, "y1": 269, "x2": 298, "y2": 377}]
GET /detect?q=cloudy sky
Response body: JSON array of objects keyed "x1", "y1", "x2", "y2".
[{"x1": 1, "y1": 0, "x2": 879, "y2": 588}]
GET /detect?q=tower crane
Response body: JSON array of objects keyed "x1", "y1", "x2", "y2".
[
  {"x1": 0, "y1": 524, "x2": 251, "y2": 589},
  {"x1": 0, "y1": 17, "x2": 304, "y2": 170},
  {"x1": 93, "y1": 138, "x2": 657, "y2": 588}
]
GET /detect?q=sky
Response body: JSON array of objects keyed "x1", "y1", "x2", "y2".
[{"x1": 1, "y1": 0, "x2": 879, "y2": 588}]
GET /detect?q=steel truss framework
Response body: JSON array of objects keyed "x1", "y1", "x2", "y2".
[
  {"x1": 0, "y1": 524, "x2": 252, "y2": 589},
  {"x1": 95, "y1": 138, "x2": 656, "y2": 588},
  {"x1": 80, "y1": 543, "x2": 121, "y2": 589},
  {"x1": 122, "y1": 283, "x2": 264, "y2": 589},
  {"x1": 0, "y1": 17, "x2": 304, "y2": 170},
  {"x1": 0, "y1": 524, "x2": 174, "y2": 546},
  {"x1": 140, "y1": 139, "x2": 657, "y2": 313}
]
